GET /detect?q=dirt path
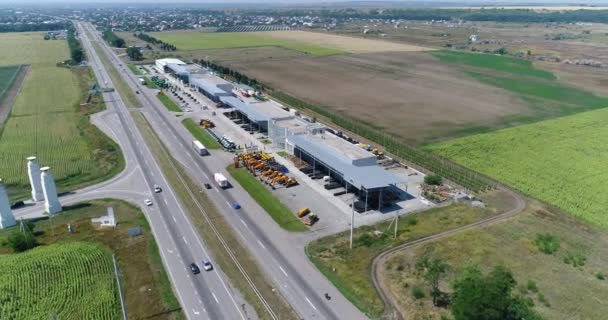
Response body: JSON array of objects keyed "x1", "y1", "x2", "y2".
[
  {"x1": 371, "y1": 188, "x2": 526, "y2": 320},
  {"x1": 0, "y1": 64, "x2": 29, "y2": 129}
]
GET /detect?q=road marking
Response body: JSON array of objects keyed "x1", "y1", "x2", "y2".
[
  {"x1": 182, "y1": 236, "x2": 188, "y2": 245},
  {"x1": 239, "y1": 219, "x2": 248, "y2": 227},
  {"x1": 198, "y1": 299, "x2": 202, "y2": 304},
  {"x1": 279, "y1": 265, "x2": 288, "y2": 277},
  {"x1": 257, "y1": 240, "x2": 266, "y2": 250},
  {"x1": 172, "y1": 215, "x2": 177, "y2": 223},
  {"x1": 193, "y1": 309, "x2": 200, "y2": 315},
  {"x1": 305, "y1": 296, "x2": 317, "y2": 311},
  {"x1": 214, "y1": 188, "x2": 219, "y2": 193},
  {"x1": 212, "y1": 293, "x2": 219, "y2": 304},
  {"x1": 164, "y1": 198, "x2": 168, "y2": 205},
  {"x1": 226, "y1": 200, "x2": 232, "y2": 207},
  {"x1": 167, "y1": 249, "x2": 174, "y2": 254}
]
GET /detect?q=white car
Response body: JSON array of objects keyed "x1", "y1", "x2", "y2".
[
  {"x1": 144, "y1": 199, "x2": 153, "y2": 206},
  {"x1": 154, "y1": 184, "x2": 162, "y2": 193},
  {"x1": 202, "y1": 260, "x2": 213, "y2": 271}
]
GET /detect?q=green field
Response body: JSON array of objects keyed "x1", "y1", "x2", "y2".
[
  {"x1": 127, "y1": 63, "x2": 143, "y2": 75},
  {"x1": 182, "y1": 118, "x2": 221, "y2": 149},
  {"x1": 151, "y1": 31, "x2": 346, "y2": 56},
  {"x1": 0, "y1": 242, "x2": 118, "y2": 319},
  {"x1": 0, "y1": 65, "x2": 21, "y2": 101},
  {"x1": 0, "y1": 32, "x2": 123, "y2": 199},
  {"x1": 307, "y1": 204, "x2": 492, "y2": 318},
  {"x1": 432, "y1": 50, "x2": 556, "y2": 80},
  {"x1": 227, "y1": 165, "x2": 307, "y2": 232},
  {"x1": 386, "y1": 203, "x2": 608, "y2": 320},
  {"x1": 427, "y1": 107, "x2": 608, "y2": 228},
  {"x1": 0, "y1": 200, "x2": 183, "y2": 319},
  {"x1": 158, "y1": 92, "x2": 181, "y2": 112}
]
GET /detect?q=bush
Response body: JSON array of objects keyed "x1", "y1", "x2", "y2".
[
  {"x1": 411, "y1": 286, "x2": 425, "y2": 299},
  {"x1": 596, "y1": 272, "x2": 605, "y2": 280},
  {"x1": 7, "y1": 232, "x2": 38, "y2": 253},
  {"x1": 563, "y1": 252, "x2": 586, "y2": 267},
  {"x1": 356, "y1": 233, "x2": 375, "y2": 247},
  {"x1": 526, "y1": 280, "x2": 538, "y2": 293},
  {"x1": 424, "y1": 174, "x2": 443, "y2": 185},
  {"x1": 534, "y1": 233, "x2": 560, "y2": 255}
]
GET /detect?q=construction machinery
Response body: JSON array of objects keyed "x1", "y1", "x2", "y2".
[
  {"x1": 297, "y1": 208, "x2": 311, "y2": 218},
  {"x1": 302, "y1": 213, "x2": 319, "y2": 226},
  {"x1": 199, "y1": 119, "x2": 215, "y2": 128}
]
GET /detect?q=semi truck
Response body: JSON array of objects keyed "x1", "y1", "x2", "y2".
[
  {"x1": 192, "y1": 140, "x2": 208, "y2": 156},
  {"x1": 214, "y1": 173, "x2": 229, "y2": 188}
]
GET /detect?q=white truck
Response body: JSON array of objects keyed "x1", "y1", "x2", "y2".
[
  {"x1": 192, "y1": 140, "x2": 208, "y2": 156},
  {"x1": 214, "y1": 173, "x2": 229, "y2": 188}
]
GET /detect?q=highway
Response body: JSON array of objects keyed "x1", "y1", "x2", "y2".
[
  {"x1": 74, "y1": 22, "x2": 250, "y2": 320},
  {"x1": 81, "y1": 21, "x2": 367, "y2": 320}
]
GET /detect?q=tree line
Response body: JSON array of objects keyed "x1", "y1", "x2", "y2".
[
  {"x1": 102, "y1": 29, "x2": 125, "y2": 48},
  {"x1": 134, "y1": 32, "x2": 177, "y2": 51},
  {"x1": 126, "y1": 47, "x2": 143, "y2": 61},
  {"x1": 67, "y1": 23, "x2": 84, "y2": 64},
  {"x1": 0, "y1": 21, "x2": 70, "y2": 33}
]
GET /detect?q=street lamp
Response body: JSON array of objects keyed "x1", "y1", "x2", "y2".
[{"x1": 349, "y1": 179, "x2": 355, "y2": 249}]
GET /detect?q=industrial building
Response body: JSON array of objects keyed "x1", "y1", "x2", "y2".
[{"x1": 155, "y1": 58, "x2": 405, "y2": 211}]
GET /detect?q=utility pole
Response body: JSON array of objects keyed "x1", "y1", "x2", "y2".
[{"x1": 394, "y1": 215, "x2": 398, "y2": 239}]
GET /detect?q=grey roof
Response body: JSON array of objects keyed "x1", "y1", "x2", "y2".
[
  {"x1": 191, "y1": 78, "x2": 232, "y2": 97},
  {"x1": 220, "y1": 96, "x2": 270, "y2": 122},
  {"x1": 166, "y1": 63, "x2": 189, "y2": 74},
  {"x1": 290, "y1": 134, "x2": 404, "y2": 189}
]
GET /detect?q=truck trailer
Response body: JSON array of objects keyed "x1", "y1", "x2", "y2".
[
  {"x1": 192, "y1": 140, "x2": 208, "y2": 156},
  {"x1": 214, "y1": 173, "x2": 229, "y2": 188}
]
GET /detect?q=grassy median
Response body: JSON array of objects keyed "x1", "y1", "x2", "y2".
[
  {"x1": 157, "y1": 92, "x2": 181, "y2": 112},
  {"x1": 133, "y1": 112, "x2": 298, "y2": 320},
  {"x1": 182, "y1": 118, "x2": 221, "y2": 149},
  {"x1": 227, "y1": 165, "x2": 307, "y2": 232},
  {"x1": 127, "y1": 63, "x2": 143, "y2": 75}
]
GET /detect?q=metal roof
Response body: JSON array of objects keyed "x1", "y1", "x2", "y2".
[
  {"x1": 289, "y1": 134, "x2": 404, "y2": 190},
  {"x1": 191, "y1": 78, "x2": 232, "y2": 97},
  {"x1": 166, "y1": 63, "x2": 189, "y2": 74},
  {"x1": 220, "y1": 96, "x2": 270, "y2": 122}
]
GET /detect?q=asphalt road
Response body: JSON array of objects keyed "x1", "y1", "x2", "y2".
[
  {"x1": 84, "y1": 22, "x2": 367, "y2": 320},
  {"x1": 13, "y1": 21, "x2": 253, "y2": 320}
]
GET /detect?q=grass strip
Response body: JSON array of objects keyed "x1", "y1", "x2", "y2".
[
  {"x1": 127, "y1": 63, "x2": 143, "y2": 75},
  {"x1": 90, "y1": 41, "x2": 141, "y2": 108},
  {"x1": 227, "y1": 165, "x2": 307, "y2": 232},
  {"x1": 133, "y1": 112, "x2": 298, "y2": 320},
  {"x1": 157, "y1": 92, "x2": 181, "y2": 112},
  {"x1": 182, "y1": 118, "x2": 221, "y2": 149}
]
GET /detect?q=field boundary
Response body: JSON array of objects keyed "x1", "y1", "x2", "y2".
[{"x1": 0, "y1": 64, "x2": 29, "y2": 129}]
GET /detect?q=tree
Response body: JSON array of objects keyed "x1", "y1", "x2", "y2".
[
  {"x1": 7, "y1": 231, "x2": 37, "y2": 253},
  {"x1": 416, "y1": 256, "x2": 450, "y2": 306},
  {"x1": 452, "y1": 266, "x2": 542, "y2": 320},
  {"x1": 126, "y1": 47, "x2": 143, "y2": 61}
]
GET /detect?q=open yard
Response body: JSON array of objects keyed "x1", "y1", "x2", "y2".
[
  {"x1": 0, "y1": 32, "x2": 123, "y2": 200},
  {"x1": 0, "y1": 200, "x2": 181, "y2": 319},
  {"x1": 231, "y1": 50, "x2": 608, "y2": 144},
  {"x1": 0, "y1": 65, "x2": 21, "y2": 101},
  {"x1": 427, "y1": 106, "x2": 608, "y2": 228},
  {"x1": 383, "y1": 201, "x2": 608, "y2": 320},
  {"x1": 151, "y1": 30, "x2": 347, "y2": 56}
]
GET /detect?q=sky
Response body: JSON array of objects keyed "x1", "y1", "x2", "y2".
[{"x1": 0, "y1": 0, "x2": 605, "y2": 3}]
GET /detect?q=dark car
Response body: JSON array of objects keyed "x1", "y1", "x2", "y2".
[
  {"x1": 10, "y1": 201, "x2": 25, "y2": 210},
  {"x1": 190, "y1": 263, "x2": 201, "y2": 274},
  {"x1": 204, "y1": 183, "x2": 212, "y2": 190}
]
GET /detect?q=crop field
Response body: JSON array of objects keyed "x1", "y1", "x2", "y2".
[
  {"x1": 383, "y1": 203, "x2": 608, "y2": 320},
  {"x1": 232, "y1": 49, "x2": 608, "y2": 144},
  {"x1": 0, "y1": 242, "x2": 118, "y2": 319},
  {"x1": 251, "y1": 30, "x2": 433, "y2": 53},
  {"x1": 151, "y1": 31, "x2": 347, "y2": 56},
  {"x1": 427, "y1": 106, "x2": 608, "y2": 228},
  {"x1": 0, "y1": 65, "x2": 21, "y2": 101},
  {"x1": 0, "y1": 32, "x2": 122, "y2": 199}
]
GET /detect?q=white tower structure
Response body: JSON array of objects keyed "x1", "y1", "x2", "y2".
[
  {"x1": 27, "y1": 157, "x2": 44, "y2": 201},
  {"x1": 40, "y1": 167, "x2": 61, "y2": 214},
  {"x1": 0, "y1": 179, "x2": 16, "y2": 229}
]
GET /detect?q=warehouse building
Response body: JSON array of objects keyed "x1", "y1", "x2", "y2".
[{"x1": 155, "y1": 58, "x2": 186, "y2": 73}]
